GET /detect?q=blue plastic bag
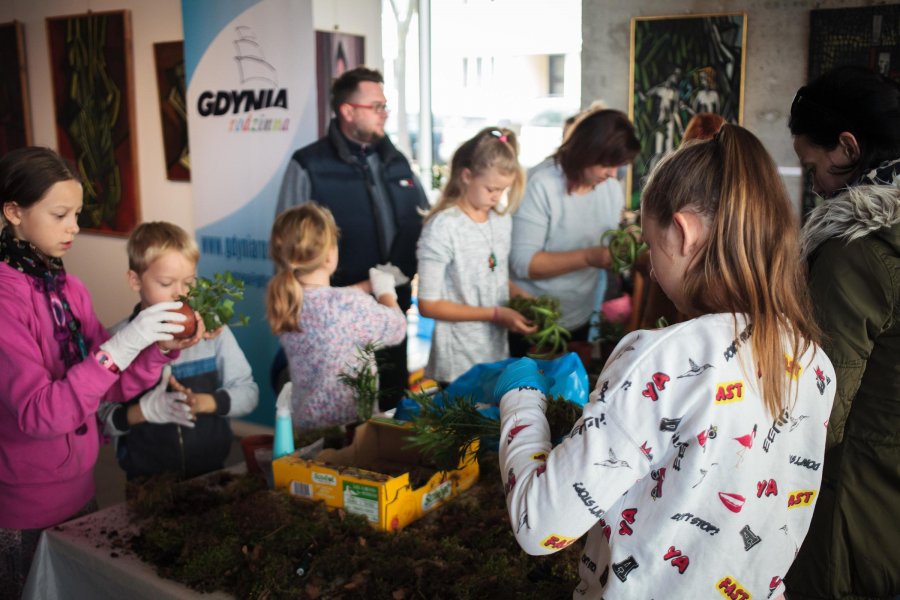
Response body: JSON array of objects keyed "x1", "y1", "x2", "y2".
[{"x1": 394, "y1": 352, "x2": 590, "y2": 422}]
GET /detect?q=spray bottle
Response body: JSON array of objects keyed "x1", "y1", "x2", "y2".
[{"x1": 273, "y1": 382, "x2": 295, "y2": 459}]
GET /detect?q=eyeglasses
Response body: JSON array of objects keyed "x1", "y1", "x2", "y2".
[{"x1": 346, "y1": 102, "x2": 389, "y2": 114}]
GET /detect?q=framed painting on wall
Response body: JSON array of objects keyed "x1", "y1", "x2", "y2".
[
  {"x1": 46, "y1": 10, "x2": 139, "y2": 236},
  {"x1": 800, "y1": 5, "x2": 900, "y2": 218},
  {"x1": 0, "y1": 20, "x2": 32, "y2": 155},
  {"x1": 628, "y1": 13, "x2": 747, "y2": 208},
  {"x1": 154, "y1": 41, "x2": 190, "y2": 181},
  {"x1": 315, "y1": 31, "x2": 365, "y2": 138}
]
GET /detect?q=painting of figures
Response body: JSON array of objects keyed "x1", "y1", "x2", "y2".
[{"x1": 629, "y1": 13, "x2": 746, "y2": 208}]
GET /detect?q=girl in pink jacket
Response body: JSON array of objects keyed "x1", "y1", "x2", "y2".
[{"x1": 0, "y1": 147, "x2": 202, "y2": 595}]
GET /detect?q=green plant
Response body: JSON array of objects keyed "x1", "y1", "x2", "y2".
[
  {"x1": 405, "y1": 393, "x2": 500, "y2": 472},
  {"x1": 337, "y1": 342, "x2": 381, "y2": 422},
  {"x1": 601, "y1": 223, "x2": 647, "y2": 274},
  {"x1": 405, "y1": 393, "x2": 582, "y2": 472},
  {"x1": 507, "y1": 296, "x2": 571, "y2": 358},
  {"x1": 181, "y1": 271, "x2": 249, "y2": 332}
]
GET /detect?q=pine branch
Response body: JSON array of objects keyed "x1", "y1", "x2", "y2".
[
  {"x1": 404, "y1": 394, "x2": 500, "y2": 472},
  {"x1": 404, "y1": 393, "x2": 583, "y2": 472},
  {"x1": 337, "y1": 342, "x2": 381, "y2": 422}
]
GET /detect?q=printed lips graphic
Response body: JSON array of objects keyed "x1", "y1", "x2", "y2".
[{"x1": 718, "y1": 492, "x2": 746, "y2": 513}]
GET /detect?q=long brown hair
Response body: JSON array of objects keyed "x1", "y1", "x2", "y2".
[
  {"x1": 424, "y1": 127, "x2": 525, "y2": 223},
  {"x1": 642, "y1": 124, "x2": 821, "y2": 417},
  {"x1": 266, "y1": 204, "x2": 339, "y2": 334}
]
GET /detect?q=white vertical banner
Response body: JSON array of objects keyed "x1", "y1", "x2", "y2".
[{"x1": 183, "y1": 0, "x2": 316, "y2": 423}]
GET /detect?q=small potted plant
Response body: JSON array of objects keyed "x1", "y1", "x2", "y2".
[
  {"x1": 507, "y1": 295, "x2": 572, "y2": 359},
  {"x1": 171, "y1": 271, "x2": 250, "y2": 339}
]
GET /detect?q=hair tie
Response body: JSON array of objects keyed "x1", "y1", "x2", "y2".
[{"x1": 490, "y1": 129, "x2": 508, "y2": 143}]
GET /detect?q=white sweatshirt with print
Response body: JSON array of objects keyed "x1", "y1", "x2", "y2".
[{"x1": 499, "y1": 314, "x2": 835, "y2": 599}]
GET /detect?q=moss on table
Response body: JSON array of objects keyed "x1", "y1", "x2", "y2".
[{"x1": 127, "y1": 455, "x2": 580, "y2": 599}]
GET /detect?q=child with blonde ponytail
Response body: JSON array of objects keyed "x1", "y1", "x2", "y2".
[{"x1": 267, "y1": 204, "x2": 406, "y2": 430}]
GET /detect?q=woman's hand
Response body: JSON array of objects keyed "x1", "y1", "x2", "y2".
[
  {"x1": 495, "y1": 306, "x2": 538, "y2": 335},
  {"x1": 584, "y1": 245, "x2": 612, "y2": 269}
]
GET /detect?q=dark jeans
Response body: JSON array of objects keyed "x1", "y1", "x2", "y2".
[{"x1": 508, "y1": 321, "x2": 591, "y2": 358}]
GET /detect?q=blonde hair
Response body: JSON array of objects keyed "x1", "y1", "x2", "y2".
[
  {"x1": 266, "y1": 203, "x2": 339, "y2": 334},
  {"x1": 642, "y1": 124, "x2": 821, "y2": 418},
  {"x1": 423, "y1": 127, "x2": 525, "y2": 223},
  {"x1": 127, "y1": 221, "x2": 199, "y2": 275}
]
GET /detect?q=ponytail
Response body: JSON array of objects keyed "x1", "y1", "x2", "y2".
[
  {"x1": 266, "y1": 204, "x2": 339, "y2": 335},
  {"x1": 642, "y1": 125, "x2": 821, "y2": 418},
  {"x1": 266, "y1": 269, "x2": 304, "y2": 334}
]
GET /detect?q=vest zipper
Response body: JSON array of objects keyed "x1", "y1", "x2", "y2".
[{"x1": 177, "y1": 425, "x2": 186, "y2": 478}]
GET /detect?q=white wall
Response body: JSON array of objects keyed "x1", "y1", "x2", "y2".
[
  {"x1": 0, "y1": 0, "x2": 381, "y2": 326},
  {"x1": 581, "y1": 0, "x2": 888, "y2": 209}
]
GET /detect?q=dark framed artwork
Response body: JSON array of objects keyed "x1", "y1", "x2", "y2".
[
  {"x1": 0, "y1": 21, "x2": 32, "y2": 155},
  {"x1": 153, "y1": 41, "x2": 189, "y2": 181},
  {"x1": 628, "y1": 13, "x2": 747, "y2": 208},
  {"x1": 315, "y1": 31, "x2": 364, "y2": 137},
  {"x1": 46, "y1": 10, "x2": 139, "y2": 236},
  {"x1": 801, "y1": 5, "x2": 900, "y2": 218}
]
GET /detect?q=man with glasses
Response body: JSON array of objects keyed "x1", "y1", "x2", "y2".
[{"x1": 276, "y1": 67, "x2": 428, "y2": 409}]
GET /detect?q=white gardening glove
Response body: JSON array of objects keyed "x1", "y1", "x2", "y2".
[
  {"x1": 139, "y1": 366, "x2": 195, "y2": 428},
  {"x1": 369, "y1": 267, "x2": 398, "y2": 300},
  {"x1": 373, "y1": 262, "x2": 410, "y2": 287},
  {"x1": 100, "y1": 301, "x2": 187, "y2": 370}
]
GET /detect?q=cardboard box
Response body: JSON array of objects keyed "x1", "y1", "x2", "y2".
[{"x1": 273, "y1": 417, "x2": 480, "y2": 531}]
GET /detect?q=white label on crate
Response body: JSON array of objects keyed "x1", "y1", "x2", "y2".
[
  {"x1": 290, "y1": 480, "x2": 313, "y2": 498},
  {"x1": 312, "y1": 471, "x2": 337, "y2": 486},
  {"x1": 422, "y1": 480, "x2": 453, "y2": 512},
  {"x1": 343, "y1": 482, "x2": 379, "y2": 523}
]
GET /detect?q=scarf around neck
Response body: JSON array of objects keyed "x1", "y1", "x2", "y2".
[{"x1": 0, "y1": 226, "x2": 87, "y2": 366}]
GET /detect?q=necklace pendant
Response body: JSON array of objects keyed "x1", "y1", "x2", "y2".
[{"x1": 488, "y1": 252, "x2": 497, "y2": 272}]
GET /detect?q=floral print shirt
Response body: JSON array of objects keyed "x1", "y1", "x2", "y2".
[{"x1": 281, "y1": 287, "x2": 406, "y2": 430}]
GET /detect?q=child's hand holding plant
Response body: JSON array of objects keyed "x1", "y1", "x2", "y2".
[{"x1": 492, "y1": 306, "x2": 538, "y2": 335}]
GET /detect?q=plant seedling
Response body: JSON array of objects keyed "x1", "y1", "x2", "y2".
[
  {"x1": 337, "y1": 342, "x2": 381, "y2": 422},
  {"x1": 601, "y1": 223, "x2": 647, "y2": 274},
  {"x1": 179, "y1": 271, "x2": 249, "y2": 333},
  {"x1": 508, "y1": 295, "x2": 572, "y2": 358}
]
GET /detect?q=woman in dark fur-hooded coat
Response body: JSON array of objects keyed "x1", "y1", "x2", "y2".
[{"x1": 785, "y1": 66, "x2": 900, "y2": 600}]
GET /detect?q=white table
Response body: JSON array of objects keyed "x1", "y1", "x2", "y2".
[{"x1": 22, "y1": 502, "x2": 231, "y2": 600}]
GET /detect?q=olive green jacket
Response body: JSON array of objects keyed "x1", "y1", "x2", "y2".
[{"x1": 786, "y1": 182, "x2": 900, "y2": 599}]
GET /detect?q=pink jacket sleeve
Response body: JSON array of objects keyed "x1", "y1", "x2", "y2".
[{"x1": 0, "y1": 274, "x2": 175, "y2": 439}]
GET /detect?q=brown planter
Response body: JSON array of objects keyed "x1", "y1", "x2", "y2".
[{"x1": 240, "y1": 434, "x2": 274, "y2": 474}]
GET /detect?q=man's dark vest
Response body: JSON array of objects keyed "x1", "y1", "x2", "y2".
[{"x1": 291, "y1": 123, "x2": 423, "y2": 310}]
